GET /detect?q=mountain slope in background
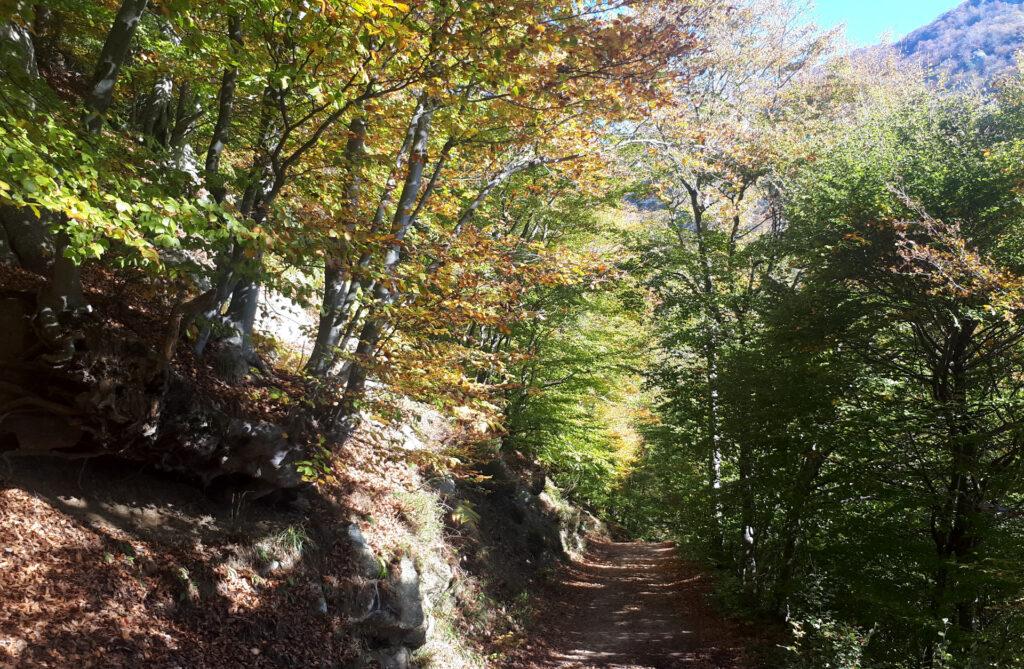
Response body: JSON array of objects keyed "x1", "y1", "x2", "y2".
[{"x1": 893, "y1": 0, "x2": 1024, "y2": 83}]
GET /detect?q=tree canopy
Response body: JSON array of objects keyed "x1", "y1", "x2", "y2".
[{"x1": 3, "y1": 0, "x2": 1024, "y2": 667}]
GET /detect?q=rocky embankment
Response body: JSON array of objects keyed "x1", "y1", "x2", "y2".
[{"x1": 1, "y1": 384, "x2": 605, "y2": 669}]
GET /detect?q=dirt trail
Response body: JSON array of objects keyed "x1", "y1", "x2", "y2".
[{"x1": 512, "y1": 541, "x2": 761, "y2": 669}]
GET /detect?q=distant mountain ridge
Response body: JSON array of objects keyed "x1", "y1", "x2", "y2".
[{"x1": 893, "y1": 0, "x2": 1024, "y2": 83}]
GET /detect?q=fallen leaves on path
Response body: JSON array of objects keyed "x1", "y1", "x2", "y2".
[{"x1": 508, "y1": 541, "x2": 771, "y2": 669}]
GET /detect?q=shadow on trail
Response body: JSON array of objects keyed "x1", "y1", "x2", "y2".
[{"x1": 512, "y1": 541, "x2": 759, "y2": 669}]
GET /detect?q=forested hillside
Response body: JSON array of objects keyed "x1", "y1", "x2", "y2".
[
  {"x1": 895, "y1": 0, "x2": 1024, "y2": 83},
  {"x1": 2, "y1": 0, "x2": 1024, "y2": 668}
]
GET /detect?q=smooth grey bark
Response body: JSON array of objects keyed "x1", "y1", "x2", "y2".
[
  {"x1": 914, "y1": 320, "x2": 983, "y2": 667},
  {"x1": 735, "y1": 195, "x2": 757, "y2": 590},
  {"x1": 31, "y1": 0, "x2": 147, "y2": 314},
  {"x1": 206, "y1": 249, "x2": 264, "y2": 381},
  {"x1": 0, "y1": 214, "x2": 15, "y2": 266},
  {"x1": 38, "y1": 232, "x2": 84, "y2": 312},
  {"x1": 704, "y1": 339, "x2": 725, "y2": 560},
  {"x1": 0, "y1": 22, "x2": 52, "y2": 272},
  {"x1": 226, "y1": 277, "x2": 261, "y2": 343},
  {"x1": 772, "y1": 444, "x2": 827, "y2": 615},
  {"x1": 0, "y1": 205, "x2": 53, "y2": 273},
  {"x1": 84, "y1": 0, "x2": 148, "y2": 132},
  {"x1": 201, "y1": 40, "x2": 418, "y2": 364},
  {"x1": 344, "y1": 101, "x2": 436, "y2": 404},
  {"x1": 684, "y1": 180, "x2": 760, "y2": 570},
  {"x1": 132, "y1": 75, "x2": 174, "y2": 141},
  {"x1": 181, "y1": 15, "x2": 242, "y2": 359},
  {"x1": 1, "y1": 20, "x2": 39, "y2": 102},
  {"x1": 215, "y1": 125, "x2": 277, "y2": 366},
  {"x1": 415, "y1": 152, "x2": 570, "y2": 282},
  {"x1": 168, "y1": 81, "x2": 201, "y2": 150},
  {"x1": 202, "y1": 74, "x2": 379, "y2": 362},
  {"x1": 204, "y1": 14, "x2": 242, "y2": 198},
  {"x1": 306, "y1": 116, "x2": 368, "y2": 376},
  {"x1": 4, "y1": 2, "x2": 146, "y2": 311},
  {"x1": 217, "y1": 245, "x2": 264, "y2": 369},
  {"x1": 311, "y1": 129, "x2": 454, "y2": 378},
  {"x1": 738, "y1": 441, "x2": 757, "y2": 596},
  {"x1": 0, "y1": 18, "x2": 83, "y2": 313},
  {"x1": 129, "y1": 60, "x2": 203, "y2": 182},
  {"x1": 194, "y1": 82, "x2": 279, "y2": 358},
  {"x1": 453, "y1": 154, "x2": 565, "y2": 235},
  {"x1": 305, "y1": 102, "x2": 425, "y2": 376},
  {"x1": 215, "y1": 178, "x2": 275, "y2": 364},
  {"x1": 30, "y1": 5, "x2": 63, "y2": 70}
]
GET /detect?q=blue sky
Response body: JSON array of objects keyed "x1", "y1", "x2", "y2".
[{"x1": 811, "y1": 0, "x2": 963, "y2": 46}]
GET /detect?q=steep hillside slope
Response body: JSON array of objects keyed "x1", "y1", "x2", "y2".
[
  {"x1": 894, "y1": 0, "x2": 1024, "y2": 83},
  {"x1": 0, "y1": 405, "x2": 606, "y2": 668}
]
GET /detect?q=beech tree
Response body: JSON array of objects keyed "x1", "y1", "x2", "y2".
[
  {"x1": 624, "y1": 56, "x2": 1024, "y2": 667},
  {"x1": 0, "y1": 0, "x2": 698, "y2": 414},
  {"x1": 628, "y1": 0, "x2": 833, "y2": 583},
  {"x1": 6, "y1": 2, "x2": 1023, "y2": 666}
]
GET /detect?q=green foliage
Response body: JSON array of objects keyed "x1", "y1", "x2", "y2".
[
  {"x1": 624, "y1": 37, "x2": 1024, "y2": 669},
  {"x1": 0, "y1": 113, "x2": 237, "y2": 266},
  {"x1": 5, "y1": 3, "x2": 1024, "y2": 667},
  {"x1": 451, "y1": 500, "x2": 481, "y2": 530},
  {"x1": 295, "y1": 443, "x2": 334, "y2": 483},
  {"x1": 785, "y1": 614, "x2": 875, "y2": 669},
  {"x1": 503, "y1": 208, "x2": 652, "y2": 516}
]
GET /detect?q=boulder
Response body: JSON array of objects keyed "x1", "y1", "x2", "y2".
[
  {"x1": 418, "y1": 556, "x2": 453, "y2": 602},
  {"x1": 352, "y1": 557, "x2": 428, "y2": 649},
  {"x1": 310, "y1": 582, "x2": 329, "y2": 616},
  {"x1": 392, "y1": 557, "x2": 427, "y2": 647},
  {"x1": 356, "y1": 646, "x2": 412, "y2": 669},
  {"x1": 348, "y1": 524, "x2": 383, "y2": 580},
  {"x1": 0, "y1": 412, "x2": 83, "y2": 454},
  {"x1": 430, "y1": 476, "x2": 457, "y2": 497},
  {"x1": 220, "y1": 419, "x2": 302, "y2": 489},
  {"x1": 397, "y1": 424, "x2": 426, "y2": 451},
  {"x1": 344, "y1": 579, "x2": 380, "y2": 622},
  {"x1": 155, "y1": 377, "x2": 305, "y2": 496},
  {"x1": 212, "y1": 337, "x2": 253, "y2": 383}
]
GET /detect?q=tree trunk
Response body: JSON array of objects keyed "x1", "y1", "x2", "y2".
[
  {"x1": 1, "y1": 20, "x2": 39, "y2": 93},
  {"x1": 927, "y1": 319, "x2": 982, "y2": 661},
  {"x1": 176, "y1": 14, "x2": 241, "y2": 361},
  {"x1": 226, "y1": 272, "x2": 261, "y2": 347},
  {"x1": 194, "y1": 83, "x2": 278, "y2": 357},
  {"x1": 0, "y1": 205, "x2": 53, "y2": 274},
  {"x1": 318, "y1": 101, "x2": 425, "y2": 368},
  {"x1": 686, "y1": 186, "x2": 726, "y2": 562},
  {"x1": 772, "y1": 446, "x2": 825, "y2": 615},
  {"x1": 35, "y1": 0, "x2": 146, "y2": 315},
  {"x1": 204, "y1": 14, "x2": 242, "y2": 201},
  {"x1": 31, "y1": 5, "x2": 64, "y2": 73},
  {"x1": 84, "y1": 0, "x2": 148, "y2": 132},
  {"x1": 38, "y1": 231, "x2": 84, "y2": 312},
  {"x1": 307, "y1": 116, "x2": 368, "y2": 376},
  {"x1": 739, "y1": 440, "x2": 757, "y2": 598},
  {"x1": 132, "y1": 75, "x2": 174, "y2": 144},
  {"x1": 705, "y1": 338, "x2": 725, "y2": 560},
  {"x1": 343, "y1": 100, "x2": 435, "y2": 406}
]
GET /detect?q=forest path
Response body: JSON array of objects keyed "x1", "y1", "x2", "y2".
[{"x1": 511, "y1": 540, "x2": 761, "y2": 669}]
